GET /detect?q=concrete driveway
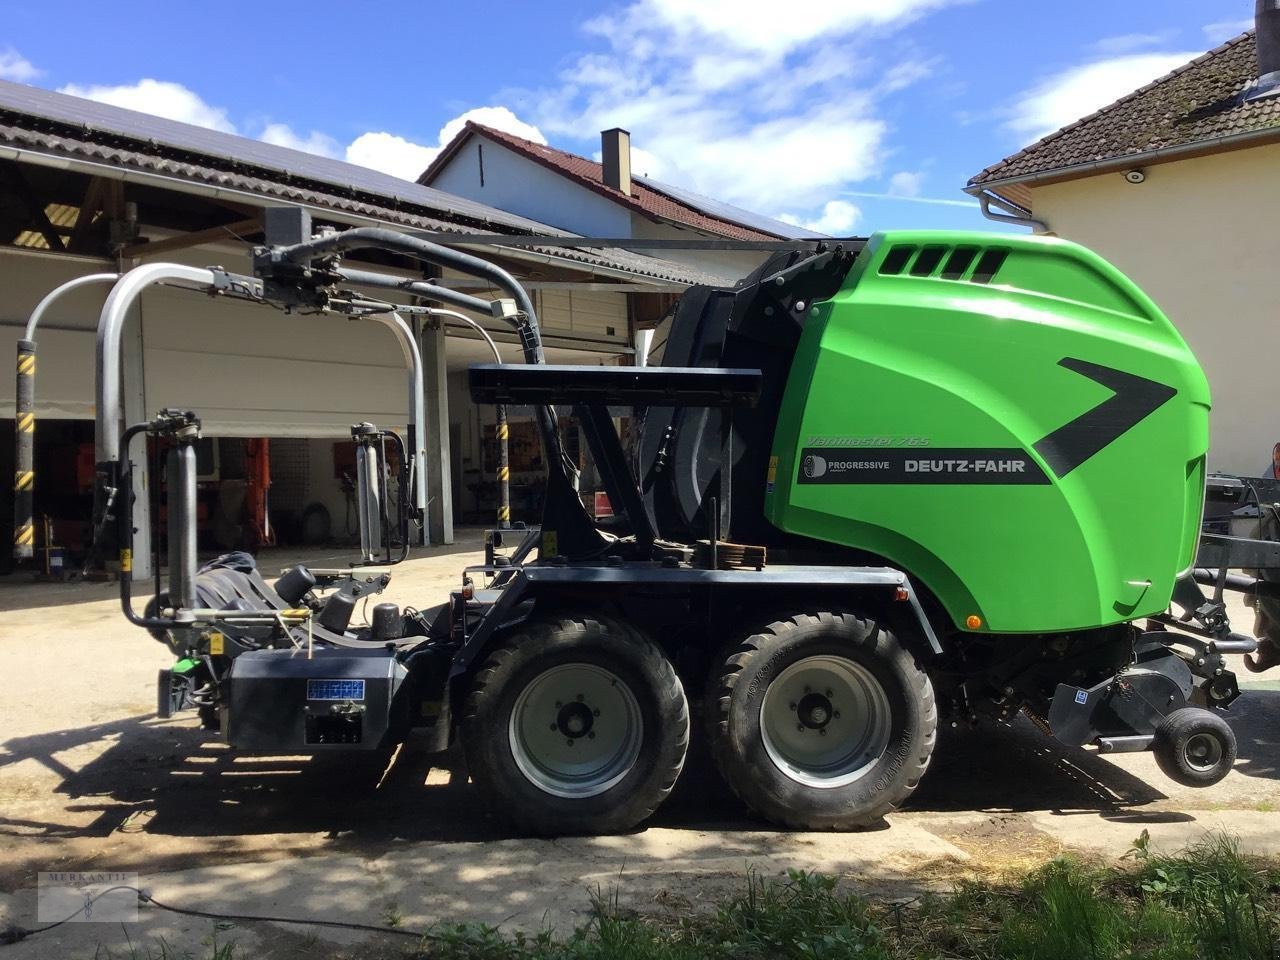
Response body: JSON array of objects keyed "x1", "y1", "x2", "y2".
[{"x1": 2, "y1": 532, "x2": 1278, "y2": 957}]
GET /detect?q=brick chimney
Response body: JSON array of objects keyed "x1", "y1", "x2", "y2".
[{"x1": 601, "y1": 128, "x2": 632, "y2": 196}]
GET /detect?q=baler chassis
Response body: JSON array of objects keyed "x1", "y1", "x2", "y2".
[{"x1": 12, "y1": 211, "x2": 1274, "y2": 833}]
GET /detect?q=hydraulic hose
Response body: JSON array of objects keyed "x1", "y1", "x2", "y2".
[{"x1": 277, "y1": 227, "x2": 566, "y2": 478}]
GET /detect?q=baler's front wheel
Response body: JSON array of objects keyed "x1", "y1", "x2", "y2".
[
  {"x1": 461, "y1": 615, "x2": 689, "y2": 835},
  {"x1": 1152, "y1": 707, "x2": 1237, "y2": 787},
  {"x1": 707, "y1": 612, "x2": 936, "y2": 830}
]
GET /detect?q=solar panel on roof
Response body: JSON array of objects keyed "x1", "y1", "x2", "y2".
[
  {"x1": 632, "y1": 174, "x2": 832, "y2": 240},
  {"x1": 0, "y1": 79, "x2": 569, "y2": 234}
]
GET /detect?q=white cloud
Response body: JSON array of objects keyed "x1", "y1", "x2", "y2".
[
  {"x1": 843, "y1": 189, "x2": 975, "y2": 208},
  {"x1": 0, "y1": 49, "x2": 40, "y2": 83},
  {"x1": 345, "y1": 132, "x2": 440, "y2": 181},
  {"x1": 438, "y1": 106, "x2": 546, "y2": 147},
  {"x1": 58, "y1": 79, "x2": 236, "y2": 133},
  {"x1": 888, "y1": 171, "x2": 923, "y2": 198},
  {"x1": 1203, "y1": 18, "x2": 1254, "y2": 43},
  {"x1": 1006, "y1": 51, "x2": 1200, "y2": 142},
  {"x1": 596, "y1": 0, "x2": 961, "y2": 55},
  {"x1": 259, "y1": 122, "x2": 340, "y2": 157},
  {"x1": 627, "y1": 145, "x2": 667, "y2": 179},
  {"x1": 531, "y1": 0, "x2": 956, "y2": 221},
  {"x1": 780, "y1": 199, "x2": 862, "y2": 235},
  {"x1": 1090, "y1": 32, "x2": 1175, "y2": 56},
  {"x1": 347, "y1": 106, "x2": 546, "y2": 181}
]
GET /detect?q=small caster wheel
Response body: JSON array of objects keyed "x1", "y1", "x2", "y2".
[
  {"x1": 1152, "y1": 707, "x2": 1236, "y2": 787},
  {"x1": 197, "y1": 703, "x2": 221, "y2": 731}
]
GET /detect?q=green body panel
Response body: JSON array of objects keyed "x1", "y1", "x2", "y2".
[{"x1": 765, "y1": 231, "x2": 1210, "y2": 633}]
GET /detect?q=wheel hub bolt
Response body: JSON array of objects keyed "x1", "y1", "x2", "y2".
[
  {"x1": 796, "y1": 723, "x2": 805, "y2": 732},
  {"x1": 566, "y1": 738, "x2": 574, "y2": 746},
  {"x1": 588, "y1": 732, "x2": 596, "y2": 740},
  {"x1": 593, "y1": 709, "x2": 601, "y2": 717},
  {"x1": 819, "y1": 729, "x2": 827, "y2": 736}
]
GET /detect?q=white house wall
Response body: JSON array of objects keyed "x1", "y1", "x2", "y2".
[
  {"x1": 435, "y1": 265, "x2": 629, "y2": 347},
  {"x1": 627, "y1": 214, "x2": 766, "y2": 282},
  {"x1": 431, "y1": 137, "x2": 633, "y2": 238},
  {"x1": 1027, "y1": 141, "x2": 1280, "y2": 474},
  {"x1": 0, "y1": 244, "x2": 426, "y2": 436}
]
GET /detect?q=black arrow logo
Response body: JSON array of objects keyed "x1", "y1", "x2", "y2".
[{"x1": 1033, "y1": 358, "x2": 1177, "y2": 478}]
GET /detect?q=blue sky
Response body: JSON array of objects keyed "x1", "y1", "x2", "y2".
[{"x1": 0, "y1": 0, "x2": 1256, "y2": 235}]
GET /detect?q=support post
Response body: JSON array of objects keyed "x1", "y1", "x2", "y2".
[
  {"x1": 123, "y1": 291, "x2": 152, "y2": 582},
  {"x1": 496, "y1": 404, "x2": 510, "y2": 528},
  {"x1": 421, "y1": 318, "x2": 453, "y2": 545}
]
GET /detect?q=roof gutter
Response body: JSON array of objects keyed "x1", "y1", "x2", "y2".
[
  {"x1": 965, "y1": 188, "x2": 1048, "y2": 232},
  {"x1": 0, "y1": 143, "x2": 694, "y2": 287},
  {"x1": 968, "y1": 124, "x2": 1280, "y2": 198}
]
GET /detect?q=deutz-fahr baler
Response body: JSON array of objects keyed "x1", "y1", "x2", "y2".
[{"x1": 16, "y1": 216, "x2": 1273, "y2": 834}]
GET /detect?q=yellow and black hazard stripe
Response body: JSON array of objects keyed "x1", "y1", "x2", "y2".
[
  {"x1": 14, "y1": 470, "x2": 34, "y2": 491},
  {"x1": 14, "y1": 520, "x2": 34, "y2": 548},
  {"x1": 16, "y1": 353, "x2": 35, "y2": 376},
  {"x1": 16, "y1": 412, "x2": 34, "y2": 433}
]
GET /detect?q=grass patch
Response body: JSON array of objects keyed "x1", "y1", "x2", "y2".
[{"x1": 389, "y1": 833, "x2": 1278, "y2": 960}]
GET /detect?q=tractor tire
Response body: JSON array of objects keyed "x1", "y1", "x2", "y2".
[
  {"x1": 706, "y1": 611, "x2": 935, "y2": 830},
  {"x1": 461, "y1": 615, "x2": 689, "y2": 835},
  {"x1": 1152, "y1": 707, "x2": 1236, "y2": 787}
]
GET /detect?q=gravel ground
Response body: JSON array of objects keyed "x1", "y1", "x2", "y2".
[{"x1": 1, "y1": 532, "x2": 1277, "y2": 957}]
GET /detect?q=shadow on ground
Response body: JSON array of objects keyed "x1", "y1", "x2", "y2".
[{"x1": 11, "y1": 688, "x2": 1267, "y2": 888}]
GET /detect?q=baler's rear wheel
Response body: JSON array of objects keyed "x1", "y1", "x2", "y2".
[
  {"x1": 707, "y1": 611, "x2": 936, "y2": 830},
  {"x1": 462, "y1": 615, "x2": 689, "y2": 835}
]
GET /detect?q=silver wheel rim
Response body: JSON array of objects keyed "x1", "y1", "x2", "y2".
[
  {"x1": 760, "y1": 655, "x2": 892, "y2": 789},
  {"x1": 1183, "y1": 732, "x2": 1223, "y2": 772},
  {"x1": 509, "y1": 663, "x2": 643, "y2": 798}
]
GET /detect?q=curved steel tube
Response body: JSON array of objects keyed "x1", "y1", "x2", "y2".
[
  {"x1": 428, "y1": 308, "x2": 510, "y2": 527},
  {"x1": 96, "y1": 263, "x2": 218, "y2": 462},
  {"x1": 26, "y1": 272, "x2": 120, "y2": 340},
  {"x1": 427, "y1": 308, "x2": 501, "y2": 362},
  {"x1": 14, "y1": 272, "x2": 119, "y2": 560},
  {"x1": 367, "y1": 311, "x2": 428, "y2": 519}
]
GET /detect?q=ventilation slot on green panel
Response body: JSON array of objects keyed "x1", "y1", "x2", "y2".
[
  {"x1": 941, "y1": 246, "x2": 979, "y2": 280},
  {"x1": 970, "y1": 249, "x2": 1009, "y2": 284},
  {"x1": 910, "y1": 245, "x2": 948, "y2": 277},
  {"x1": 879, "y1": 245, "x2": 914, "y2": 275}
]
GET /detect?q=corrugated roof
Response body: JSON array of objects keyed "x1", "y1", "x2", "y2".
[
  {"x1": 969, "y1": 31, "x2": 1280, "y2": 189},
  {"x1": 421, "y1": 121, "x2": 820, "y2": 241},
  {"x1": 0, "y1": 79, "x2": 728, "y2": 286}
]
